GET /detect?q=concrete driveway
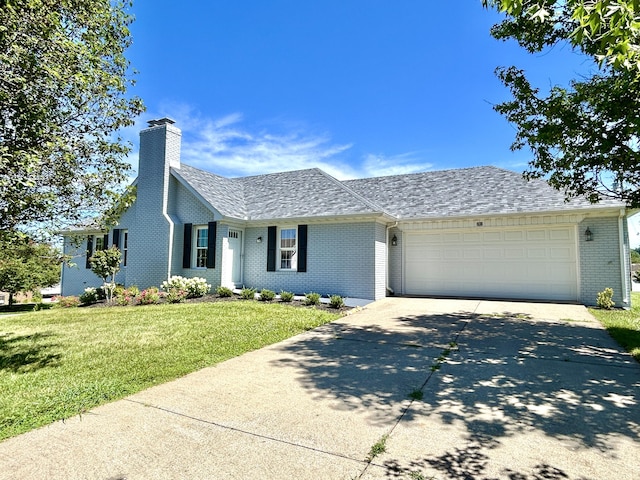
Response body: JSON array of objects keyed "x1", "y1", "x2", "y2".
[{"x1": 0, "y1": 298, "x2": 638, "y2": 479}]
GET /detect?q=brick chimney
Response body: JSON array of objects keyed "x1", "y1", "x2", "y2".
[{"x1": 127, "y1": 118, "x2": 181, "y2": 288}]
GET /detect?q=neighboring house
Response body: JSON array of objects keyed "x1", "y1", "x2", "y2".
[{"x1": 61, "y1": 118, "x2": 636, "y2": 306}]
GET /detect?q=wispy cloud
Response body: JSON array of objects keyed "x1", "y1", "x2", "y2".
[
  {"x1": 129, "y1": 106, "x2": 435, "y2": 180},
  {"x1": 360, "y1": 152, "x2": 433, "y2": 178}
]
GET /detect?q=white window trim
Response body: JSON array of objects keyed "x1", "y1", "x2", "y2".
[
  {"x1": 122, "y1": 230, "x2": 129, "y2": 267},
  {"x1": 94, "y1": 235, "x2": 106, "y2": 252},
  {"x1": 193, "y1": 225, "x2": 208, "y2": 269},
  {"x1": 278, "y1": 226, "x2": 297, "y2": 271}
]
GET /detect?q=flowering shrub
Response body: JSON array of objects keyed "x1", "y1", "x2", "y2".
[
  {"x1": 79, "y1": 287, "x2": 98, "y2": 305},
  {"x1": 166, "y1": 288, "x2": 188, "y2": 303},
  {"x1": 52, "y1": 296, "x2": 80, "y2": 308},
  {"x1": 114, "y1": 287, "x2": 139, "y2": 306},
  {"x1": 161, "y1": 276, "x2": 211, "y2": 298},
  {"x1": 137, "y1": 287, "x2": 162, "y2": 305}
]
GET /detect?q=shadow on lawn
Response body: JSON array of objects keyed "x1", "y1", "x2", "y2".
[
  {"x1": 0, "y1": 332, "x2": 61, "y2": 373},
  {"x1": 271, "y1": 310, "x2": 640, "y2": 480}
]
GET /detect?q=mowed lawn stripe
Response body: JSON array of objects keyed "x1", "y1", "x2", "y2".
[{"x1": 0, "y1": 302, "x2": 340, "y2": 441}]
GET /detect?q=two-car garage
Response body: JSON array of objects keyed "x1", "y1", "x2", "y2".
[{"x1": 403, "y1": 226, "x2": 579, "y2": 302}]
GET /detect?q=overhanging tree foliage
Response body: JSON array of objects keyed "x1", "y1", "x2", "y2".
[
  {"x1": 0, "y1": 0, "x2": 144, "y2": 232},
  {"x1": 483, "y1": 1, "x2": 640, "y2": 207}
]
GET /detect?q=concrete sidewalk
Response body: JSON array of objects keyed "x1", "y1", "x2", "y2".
[{"x1": 0, "y1": 298, "x2": 638, "y2": 479}]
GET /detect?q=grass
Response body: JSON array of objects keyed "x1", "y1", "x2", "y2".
[
  {"x1": 590, "y1": 291, "x2": 640, "y2": 362},
  {"x1": 0, "y1": 302, "x2": 340, "y2": 441}
]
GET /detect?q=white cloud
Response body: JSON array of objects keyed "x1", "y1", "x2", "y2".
[
  {"x1": 124, "y1": 106, "x2": 436, "y2": 181},
  {"x1": 360, "y1": 152, "x2": 433, "y2": 178}
]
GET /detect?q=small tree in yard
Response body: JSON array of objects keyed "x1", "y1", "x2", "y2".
[
  {"x1": 89, "y1": 246, "x2": 122, "y2": 301},
  {"x1": 0, "y1": 233, "x2": 61, "y2": 306}
]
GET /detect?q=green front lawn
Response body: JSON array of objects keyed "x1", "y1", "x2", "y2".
[
  {"x1": 0, "y1": 302, "x2": 340, "y2": 441},
  {"x1": 590, "y1": 291, "x2": 640, "y2": 362}
]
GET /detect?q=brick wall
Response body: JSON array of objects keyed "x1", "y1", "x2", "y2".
[
  {"x1": 242, "y1": 222, "x2": 381, "y2": 300},
  {"x1": 388, "y1": 227, "x2": 402, "y2": 295},
  {"x1": 579, "y1": 216, "x2": 630, "y2": 307}
]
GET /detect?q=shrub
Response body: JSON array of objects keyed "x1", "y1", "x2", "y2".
[
  {"x1": 216, "y1": 286, "x2": 234, "y2": 297},
  {"x1": 329, "y1": 294, "x2": 344, "y2": 309},
  {"x1": 137, "y1": 287, "x2": 162, "y2": 305},
  {"x1": 240, "y1": 287, "x2": 256, "y2": 300},
  {"x1": 113, "y1": 286, "x2": 139, "y2": 307},
  {"x1": 53, "y1": 296, "x2": 80, "y2": 308},
  {"x1": 259, "y1": 289, "x2": 275, "y2": 301},
  {"x1": 166, "y1": 288, "x2": 188, "y2": 303},
  {"x1": 634, "y1": 271, "x2": 640, "y2": 282},
  {"x1": 162, "y1": 276, "x2": 211, "y2": 298},
  {"x1": 596, "y1": 288, "x2": 615, "y2": 309},
  {"x1": 304, "y1": 292, "x2": 321, "y2": 306},
  {"x1": 279, "y1": 291, "x2": 294, "y2": 302},
  {"x1": 79, "y1": 287, "x2": 98, "y2": 305}
]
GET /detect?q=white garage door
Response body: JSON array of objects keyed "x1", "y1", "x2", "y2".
[{"x1": 404, "y1": 226, "x2": 578, "y2": 301}]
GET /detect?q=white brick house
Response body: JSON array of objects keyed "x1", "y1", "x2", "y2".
[{"x1": 61, "y1": 118, "x2": 636, "y2": 306}]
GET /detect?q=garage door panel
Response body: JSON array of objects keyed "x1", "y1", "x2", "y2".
[{"x1": 404, "y1": 227, "x2": 577, "y2": 301}]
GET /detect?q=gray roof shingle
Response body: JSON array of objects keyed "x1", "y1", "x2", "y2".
[
  {"x1": 173, "y1": 164, "x2": 621, "y2": 222},
  {"x1": 344, "y1": 166, "x2": 620, "y2": 219}
]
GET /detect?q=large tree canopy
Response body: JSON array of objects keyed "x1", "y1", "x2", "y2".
[
  {"x1": 483, "y1": 1, "x2": 640, "y2": 207},
  {"x1": 0, "y1": 0, "x2": 144, "y2": 232}
]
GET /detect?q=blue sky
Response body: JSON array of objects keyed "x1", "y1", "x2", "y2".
[{"x1": 123, "y1": 0, "x2": 640, "y2": 245}]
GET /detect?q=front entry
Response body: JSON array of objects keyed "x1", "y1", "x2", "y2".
[{"x1": 222, "y1": 229, "x2": 243, "y2": 288}]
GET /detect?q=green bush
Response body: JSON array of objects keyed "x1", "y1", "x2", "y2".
[
  {"x1": 165, "y1": 288, "x2": 188, "y2": 303},
  {"x1": 259, "y1": 289, "x2": 275, "y2": 301},
  {"x1": 596, "y1": 288, "x2": 615, "y2": 310},
  {"x1": 329, "y1": 294, "x2": 344, "y2": 309},
  {"x1": 304, "y1": 292, "x2": 321, "y2": 306},
  {"x1": 240, "y1": 287, "x2": 256, "y2": 300},
  {"x1": 53, "y1": 296, "x2": 80, "y2": 308},
  {"x1": 137, "y1": 287, "x2": 162, "y2": 305},
  {"x1": 279, "y1": 291, "x2": 294, "y2": 302},
  {"x1": 216, "y1": 286, "x2": 234, "y2": 297},
  {"x1": 79, "y1": 287, "x2": 98, "y2": 305}
]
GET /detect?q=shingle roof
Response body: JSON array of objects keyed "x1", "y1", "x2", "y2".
[
  {"x1": 173, "y1": 165, "x2": 382, "y2": 220},
  {"x1": 173, "y1": 164, "x2": 621, "y2": 222},
  {"x1": 344, "y1": 166, "x2": 621, "y2": 219},
  {"x1": 173, "y1": 164, "x2": 247, "y2": 218}
]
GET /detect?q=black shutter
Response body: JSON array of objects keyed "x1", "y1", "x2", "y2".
[
  {"x1": 267, "y1": 226, "x2": 276, "y2": 272},
  {"x1": 102, "y1": 234, "x2": 109, "y2": 250},
  {"x1": 183, "y1": 223, "x2": 192, "y2": 268},
  {"x1": 112, "y1": 229, "x2": 121, "y2": 249},
  {"x1": 85, "y1": 236, "x2": 93, "y2": 269},
  {"x1": 297, "y1": 224, "x2": 307, "y2": 273},
  {"x1": 206, "y1": 221, "x2": 217, "y2": 269}
]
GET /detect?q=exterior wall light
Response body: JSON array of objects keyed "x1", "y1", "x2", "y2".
[
  {"x1": 256, "y1": 236, "x2": 262, "y2": 243},
  {"x1": 391, "y1": 235, "x2": 398, "y2": 246},
  {"x1": 585, "y1": 227, "x2": 593, "y2": 242}
]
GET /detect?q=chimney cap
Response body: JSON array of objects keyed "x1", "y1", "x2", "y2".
[{"x1": 147, "y1": 117, "x2": 176, "y2": 127}]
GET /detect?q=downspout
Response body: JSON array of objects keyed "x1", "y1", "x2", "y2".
[
  {"x1": 386, "y1": 222, "x2": 398, "y2": 295},
  {"x1": 619, "y1": 209, "x2": 629, "y2": 306},
  {"x1": 162, "y1": 176, "x2": 174, "y2": 282}
]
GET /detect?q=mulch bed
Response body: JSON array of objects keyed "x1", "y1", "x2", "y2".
[{"x1": 82, "y1": 293, "x2": 353, "y2": 313}]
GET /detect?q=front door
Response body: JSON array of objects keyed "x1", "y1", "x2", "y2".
[{"x1": 228, "y1": 229, "x2": 242, "y2": 285}]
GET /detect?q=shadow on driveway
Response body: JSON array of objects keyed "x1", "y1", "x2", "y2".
[{"x1": 272, "y1": 309, "x2": 640, "y2": 479}]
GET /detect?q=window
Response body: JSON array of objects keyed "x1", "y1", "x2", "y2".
[
  {"x1": 195, "y1": 226, "x2": 208, "y2": 268},
  {"x1": 94, "y1": 235, "x2": 106, "y2": 252},
  {"x1": 122, "y1": 231, "x2": 128, "y2": 267},
  {"x1": 279, "y1": 227, "x2": 297, "y2": 270}
]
